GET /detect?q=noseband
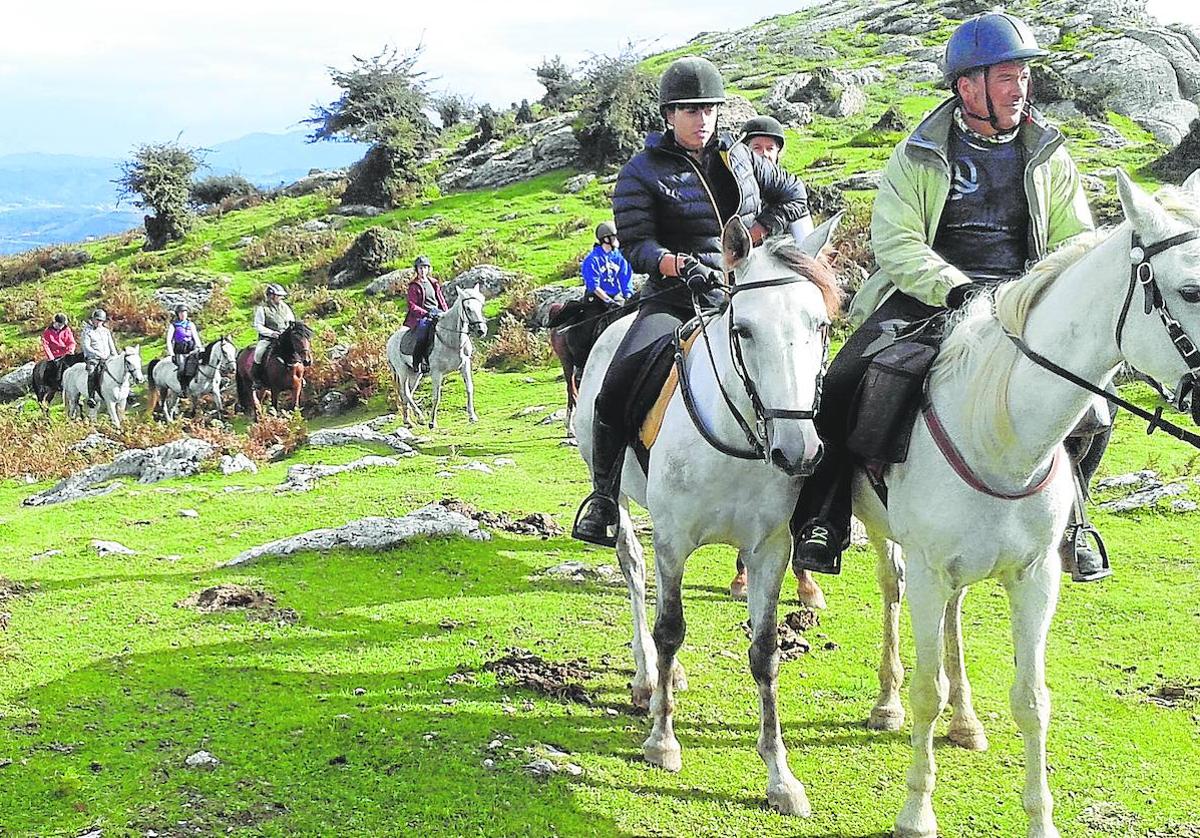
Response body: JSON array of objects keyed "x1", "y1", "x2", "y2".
[{"x1": 683, "y1": 273, "x2": 828, "y2": 462}]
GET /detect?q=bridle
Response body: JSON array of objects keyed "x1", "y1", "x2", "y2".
[
  {"x1": 680, "y1": 272, "x2": 828, "y2": 462},
  {"x1": 435, "y1": 297, "x2": 486, "y2": 347},
  {"x1": 105, "y1": 352, "x2": 139, "y2": 386},
  {"x1": 1004, "y1": 226, "x2": 1200, "y2": 449}
]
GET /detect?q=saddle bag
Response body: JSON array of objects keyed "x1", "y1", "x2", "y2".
[{"x1": 847, "y1": 341, "x2": 938, "y2": 464}]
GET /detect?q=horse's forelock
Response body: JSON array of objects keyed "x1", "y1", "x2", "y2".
[{"x1": 764, "y1": 238, "x2": 844, "y2": 318}]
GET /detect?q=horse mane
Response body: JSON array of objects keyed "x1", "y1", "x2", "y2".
[
  {"x1": 931, "y1": 228, "x2": 1112, "y2": 461},
  {"x1": 763, "y1": 236, "x2": 844, "y2": 317},
  {"x1": 278, "y1": 321, "x2": 313, "y2": 356},
  {"x1": 202, "y1": 340, "x2": 219, "y2": 364}
]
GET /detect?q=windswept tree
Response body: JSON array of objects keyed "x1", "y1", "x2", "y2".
[
  {"x1": 433, "y1": 91, "x2": 477, "y2": 129},
  {"x1": 305, "y1": 46, "x2": 437, "y2": 208},
  {"x1": 115, "y1": 140, "x2": 204, "y2": 250},
  {"x1": 535, "y1": 55, "x2": 578, "y2": 111},
  {"x1": 574, "y1": 45, "x2": 660, "y2": 170}
]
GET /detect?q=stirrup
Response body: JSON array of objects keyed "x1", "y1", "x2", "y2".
[
  {"x1": 1062, "y1": 524, "x2": 1112, "y2": 583},
  {"x1": 571, "y1": 492, "x2": 620, "y2": 547}
]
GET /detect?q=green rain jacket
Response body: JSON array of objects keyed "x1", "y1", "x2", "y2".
[{"x1": 849, "y1": 98, "x2": 1095, "y2": 326}]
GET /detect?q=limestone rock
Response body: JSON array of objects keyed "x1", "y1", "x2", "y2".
[
  {"x1": 438, "y1": 113, "x2": 581, "y2": 191},
  {"x1": 364, "y1": 268, "x2": 411, "y2": 297},
  {"x1": 93, "y1": 540, "x2": 136, "y2": 556},
  {"x1": 220, "y1": 453, "x2": 258, "y2": 476},
  {"x1": 0, "y1": 362, "x2": 35, "y2": 402},
  {"x1": 835, "y1": 171, "x2": 883, "y2": 191},
  {"x1": 444, "y1": 264, "x2": 520, "y2": 302},
  {"x1": 563, "y1": 173, "x2": 595, "y2": 193},
  {"x1": 223, "y1": 502, "x2": 490, "y2": 566},
  {"x1": 721, "y1": 95, "x2": 761, "y2": 133},
  {"x1": 335, "y1": 204, "x2": 384, "y2": 217},
  {"x1": 1099, "y1": 481, "x2": 1188, "y2": 512},
  {"x1": 282, "y1": 169, "x2": 347, "y2": 198},
  {"x1": 184, "y1": 750, "x2": 220, "y2": 770},
  {"x1": 25, "y1": 438, "x2": 216, "y2": 507},
  {"x1": 307, "y1": 421, "x2": 417, "y2": 454},
  {"x1": 278, "y1": 455, "x2": 402, "y2": 493},
  {"x1": 152, "y1": 284, "x2": 213, "y2": 314}
]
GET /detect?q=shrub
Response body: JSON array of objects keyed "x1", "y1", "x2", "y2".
[
  {"x1": 96, "y1": 266, "x2": 162, "y2": 337},
  {"x1": 559, "y1": 251, "x2": 586, "y2": 279},
  {"x1": 434, "y1": 92, "x2": 477, "y2": 128},
  {"x1": 502, "y1": 275, "x2": 540, "y2": 323},
  {"x1": 535, "y1": 56, "x2": 578, "y2": 111},
  {"x1": 574, "y1": 45, "x2": 660, "y2": 170},
  {"x1": 451, "y1": 233, "x2": 518, "y2": 274},
  {"x1": 244, "y1": 412, "x2": 308, "y2": 460},
  {"x1": 301, "y1": 328, "x2": 388, "y2": 408},
  {"x1": 0, "y1": 337, "x2": 39, "y2": 370},
  {"x1": 436, "y1": 217, "x2": 465, "y2": 237},
  {"x1": 0, "y1": 285, "x2": 55, "y2": 330},
  {"x1": 328, "y1": 227, "x2": 408, "y2": 282},
  {"x1": 551, "y1": 216, "x2": 590, "y2": 239},
  {"x1": 240, "y1": 226, "x2": 344, "y2": 270},
  {"x1": 116, "y1": 140, "x2": 204, "y2": 250},
  {"x1": 0, "y1": 246, "x2": 92, "y2": 288},
  {"x1": 200, "y1": 275, "x2": 233, "y2": 320},
  {"x1": 191, "y1": 174, "x2": 261, "y2": 207},
  {"x1": 484, "y1": 314, "x2": 552, "y2": 371}
]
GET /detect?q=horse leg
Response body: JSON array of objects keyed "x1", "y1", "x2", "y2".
[
  {"x1": 745, "y1": 531, "x2": 811, "y2": 816},
  {"x1": 643, "y1": 532, "x2": 688, "y2": 772},
  {"x1": 869, "y1": 537, "x2": 906, "y2": 731},
  {"x1": 615, "y1": 501, "x2": 656, "y2": 710},
  {"x1": 462, "y1": 362, "x2": 478, "y2": 423},
  {"x1": 1004, "y1": 558, "x2": 1062, "y2": 838},
  {"x1": 795, "y1": 570, "x2": 827, "y2": 610},
  {"x1": 730, "y1": 552, "x2": 748, "y2": 600},
  {"x1": 944, "y1": 588, "x2": 988, "y2": 751},
  {"x1": 894, "y1": 564, "x2": 950, "y2": 838},
  {"x1": 429, "y1": 371, "x2": 444, "y2": 429}
]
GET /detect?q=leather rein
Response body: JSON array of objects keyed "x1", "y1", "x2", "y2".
[{"x1": 677, "y1": 273, "x2": 828, "y2": 461}]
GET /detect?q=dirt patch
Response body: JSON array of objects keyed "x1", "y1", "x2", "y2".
[
  {"x1": 1139, "y1": 679, "x2": 1200, "y2": 708},
  {"x1": 1080, "y1": 801, "x2": 1140, "y2": 835},
  {"x1": 484, "y1": 648, "x2": 593, "y2": 704},
  {"x1": 176, "y1": 584, "x2": 299, "y2": 625},
  {"x1": 439, "y1": 498, "x2": 563, "y2": 538},
  {"x1": 740, "y1": 609, "x2": 820, "y2": 662},
  {"x1": 0, "y1": 578, "x2": 38, "y2": 603}
]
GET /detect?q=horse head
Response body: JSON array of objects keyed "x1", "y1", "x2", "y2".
[
  {"x1": 458, "y1": 284, "x2": 488, "y2": 338},
  {"x1": 123, "y1": 345, "x2": 146, "y2": 384},
  {"x1": 1114, "y1": 169, "x2": 1200, "y2": 412},
  {"x1": 217, "y1": 335, "x2": 238, "y2": 373},
  {"x1": 723, "y1": 216, "x2": 843, "y2": 477},
  {"x1": 279, "y1": 322, "x2": 315, "y2": 368}
]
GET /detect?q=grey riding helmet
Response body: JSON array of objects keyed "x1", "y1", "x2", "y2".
[
  {"x1": 595, "y1": 221, "x2": 617, "y2": 243},
  {"x1": 739, "y1": 115, "x2": 786, "y2": 150},
  {"x1": 414, "y1": 255, "x2": 432, "y2": 269},
  {"x1": 91, "y1": 308, "x2": 108, "y2": 322},
  {"x1": 265, "y1": 283, "x2": 287, "y2": 298},
  {"x1": 943, "y1": 12, "x2": 1048, "y2": 85}
]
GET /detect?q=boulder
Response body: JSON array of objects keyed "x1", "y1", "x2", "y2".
[
  {"x1": 152, "y1": 284, "x2": 214, "y2": 314},
  {"x1": 278, "y1": 455, "x2": 403, "y2": 493},
  {"x1": 1148, "y1": 118, "x2": 1200, "y2": 183},
  {"x1": 438, "y1": 113, "x2": 581, "y2": 191},
  {"x1": 562, "y1": 173, "x2": 595, "y2": 194},
  {"x1": 444, "y1": 264, "x2": 520, "y2": 302},
  {"x1": 307, "y1": 421, "x2": 417, "y2": 454},
  {"x1": 835, "y1": 171, "x2": 883, "y2": 191},
  {"x1": 335, "y1": 204, "x2": 384, "y2": 217},
  {"x1": 220, "y1": 453, "x2": 258, "y2": 476},
  {"x1": 764, "y1": 68, "x2": 873, "y2": 121},
  {"x1": 0, "y1": 362, "x2": 35, "y2": 402},
  {"x1": 898, "y1": 61, "x2": 942, "y2": 83},
  {"x1": 364, "y1": 268, "x2": 411, "y2": 297},
  {"x1": 23, "y1": 438, "x2": 215, "y2": 506},
  {"x1": 223, "y1": 502, "x2": 490, "y2": 566},
  {"x1": 328, "y1": 227, "x2": 405, "y2": 285},
  {"x1": 721, "y1": 95, "x2": 761, "y2": 134},
  {"x1": 532, "y1": 285, "x2": 584, "y2": 328},
  {"x1": 282, "y1": 169, "x2": 347, "y2": 198}
]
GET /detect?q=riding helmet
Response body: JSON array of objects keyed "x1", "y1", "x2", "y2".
[
  {"x1": 739, "y1": 115, "x2": 786, "y2": 150},
  {"x1": 53, "y1": 313, "x2": 67, "y2": 326},
  {"x1": 595, "y1": 221, "x2": 617, "y2": 243},
  {"x1": 414, "y1": 255, "x2": 432, "y2": 269},
  {"x1": 91, "y1": 308, "x2": 108, "y2": 322},
  {"x1": 943, "y1": 12, "x2": 1048, "y2": 85},
  {"x1": 265, "y1": 283, "x2": 287, "y2": 298},
  {"x1": 658, "y1": 56, "x2": 725, "y2": 109}
]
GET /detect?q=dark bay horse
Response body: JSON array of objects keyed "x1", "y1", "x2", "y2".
[
  {"x1": 32, "y1": 353, "x2": 84, "y2": 408},
  {"x1": 235, "y1": 321, "x2": 314, "y2": 421},
  {"x1": 548, "y1": 296, "x2": 632, "y2": 435}
]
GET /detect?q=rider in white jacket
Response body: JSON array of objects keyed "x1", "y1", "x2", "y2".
[{"x1": 82, "y1": 309, "x2": 119, "y2": 407}]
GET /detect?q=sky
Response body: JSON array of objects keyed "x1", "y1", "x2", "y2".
[{"x1": 2, "y1": 0, "x2": 1198, "y2": 158}]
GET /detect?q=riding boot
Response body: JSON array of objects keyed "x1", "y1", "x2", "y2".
[
  {"x1": 791, "y1": 455, "x2": 851, "y2": 576},
  {"x1": 86, "y1": 365, "x2": 101, "y2": 409},
  {"x1": 572, "y1": 417, "x2": 626, "y2": 547},
  {"x1": 1061, "y1": 465, "x2": 1111, "y2": 582},
  {"x1": 252, "y1": 360, "x2": 264, "y2": 384}
]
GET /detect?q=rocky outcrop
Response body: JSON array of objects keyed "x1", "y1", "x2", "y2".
[
  {"x1": 152, "y1": 281, "x2": 218, "y2": 314},
  {"x1": 307, "y1": 419, "x2": 417, "y2": 454},
  {"x1": 223, "y1": 502, "x2": 490, "y2": 566},
  {"x1": 444, "y1": 264, "x2": 521, "y2": 302},
  {"x1": 763, "y1": 67, "x2": 884, "y2": 124},
  {"x1": 0, "y1": 362, "x2": 35, "y2": 402},
  {"x1": 278, "y1": 455, "x2": 404, "y2": 493},
  {"x1": 23, "y1": 438, "x2": 215, "y2": 507},
  {"x1": 438, "y1": 113, "x2": 581, "y2": 192},
  {"x1": 281, "y1": 169, "x2": 348, "y2": 198},
  {"x1": 1148, "y1": 118, "x2": 1200, "y2": 182}
]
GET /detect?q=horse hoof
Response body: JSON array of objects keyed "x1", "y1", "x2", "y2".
[
  {"x1": 630, "y1": 685, "x2": 653, "y2": 711},
  {"x1": 729, "y1": 576, "x2": 748, "y2": 601},
  {"x1": 947, "y1": 722, "x2": 989, "y2": 752},
  {"x1": 796, "y1": 578, "x2": 827, "y2": 610},
  {"x1": 766, "y1": 780, "x2": 812, "y2": 817},
  {"x1": 670, "y1": 663, "x2": 688, "y2": 692},
  {"x1": 643, "y1": 740, "x2": 682, "y2": 772},
  {"x1": 868, "y1": 705, "x2": 905, "y2": 732},
  {"x1": 468, "y1": 414, "x2": 478, "y2": 423}
]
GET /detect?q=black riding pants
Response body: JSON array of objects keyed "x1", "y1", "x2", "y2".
[{"x1": 594, "y1": 301, "x2": 692, "y2": 436}]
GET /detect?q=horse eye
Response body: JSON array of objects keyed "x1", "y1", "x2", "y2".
[
  {"x1": 1180, "y1": 284, "x2": 1200, "y2": 303},
  {"x1": 734, "y1": 324, "x2": 752, "y2": 340}
]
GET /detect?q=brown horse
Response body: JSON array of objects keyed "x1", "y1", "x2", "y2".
[
  {"x1": 32, "y1": 353, "x2": 84, "y2": 409},
  {"x1": 235, "y1": 321, "x2": 314, "y2": 421},
  {"x1": 548, "y1": 296, "x2": 631, "y2": 435}
]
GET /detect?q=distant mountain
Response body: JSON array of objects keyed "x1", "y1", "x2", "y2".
[{"x1": 0, "y1": 132, "x2": 371, "y2": 255}]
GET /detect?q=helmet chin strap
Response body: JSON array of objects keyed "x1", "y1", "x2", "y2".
[{"x1": 960, "y1": 66, "x2": 1001, "y2": 129}]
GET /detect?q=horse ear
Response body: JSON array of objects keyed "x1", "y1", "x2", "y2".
[
  {"x1": 798, "y1": 211, "x2": 843, "y2": 260},
  {"x1": 722, "y1": 217, "x2": 752, "y2": 270},
  {"x1": 1117, "y1": 169, "x2": 1175, "y2": 241}
]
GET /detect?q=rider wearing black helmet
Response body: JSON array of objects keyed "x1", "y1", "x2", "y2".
[
  {"x1": 790, "y1": 11, "x2": 1108, "y2": 583},
  {"x1": 572, "y1": 55, "x2": 813, "y2": 546},
  {"x1": 405, "y1": 255, "x2": 448, "y2": 373},
  {"x1": 739, "y1": 115, "x2": 787, "y2": 162}
]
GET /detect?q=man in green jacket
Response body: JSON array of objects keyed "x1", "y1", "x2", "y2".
[{"x1": 792, "y1": 11, "x2": 1110, "y2": 582}]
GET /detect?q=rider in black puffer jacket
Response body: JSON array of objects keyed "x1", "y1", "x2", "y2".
[{"x1": 572, "y1": 56, "x2": 812, "y2": 547}]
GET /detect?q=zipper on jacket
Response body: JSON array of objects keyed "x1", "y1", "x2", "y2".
[{"x1": 657, "y1": 144, "x2": 726, "y2": 272}]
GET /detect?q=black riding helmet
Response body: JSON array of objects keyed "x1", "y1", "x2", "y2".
[
  {"x1": 595, "y1": 221, "x2": 617, "y2": 243},
  {"x1": 739, "y1": 115, "x2": 786, "y2": 150},
  {"x1": 658, "y1": 56, "x2": 725, "y2": 119},
  {"x1": 944, "y1": 12, "x2": 1047, "y2": 128}
]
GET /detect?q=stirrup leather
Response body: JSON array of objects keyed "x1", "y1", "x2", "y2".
[
  {"x1": 1062, "y1": 524, "x2": 1111, "y2": 582},
  {"x1": 571, "y1": 492, "x2": 620, "y2": 547}
]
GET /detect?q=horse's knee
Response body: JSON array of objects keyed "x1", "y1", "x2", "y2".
[
  {"x1": 652, "y1": 607, "x2": 685, "y2": 657},
  {"x1": 749, "y1": 630, "x2": 779, "y2": 684}
]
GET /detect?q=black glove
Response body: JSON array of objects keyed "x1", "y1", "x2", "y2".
[
  {"x1": 945, "y1": 282, "x2": 986, "y2": 310},
  {"x1": 681, "y1": 260, "x2": 724, "y2": 293}
]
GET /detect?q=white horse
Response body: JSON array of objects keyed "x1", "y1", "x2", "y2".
[
  {"x1": 386, "y1": 284, "x2": 488, "y2": 428},
  {"x1": 62, "y1": 346, "x2": 146, "y2": 429},
  {"x1": 575, "y1": 217, "x2": 840, "y2": 814},
  {"x1": 146, "y1": 336, "x2": 238, "y2": 421},
  {"x1": 859, "y1": 170, "x2": 1200, "y2": 838}
]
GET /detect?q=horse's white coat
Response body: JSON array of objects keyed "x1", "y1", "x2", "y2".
[
  {"x1": 62, "y1": 346, "x2": 146, "y2": 429},
  {"x1": 575, "y1": 219, "x2": 838, "y2": 815},
  {"x1": 150, "y1": 337, "x2": 237, "y2": 421},
  {"x1": 386, "y1": 284, "x2": 487, "y2": 428},
  {"x1": 863, "y1": 170, "x2": 1200, "y2": 838}
]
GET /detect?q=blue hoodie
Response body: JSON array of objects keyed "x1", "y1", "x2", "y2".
[{"x1": 581, "y1": 244, "x2": 633, "y2": 299}]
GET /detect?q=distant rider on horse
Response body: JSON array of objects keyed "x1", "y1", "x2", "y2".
[
  {"x1": 165, "y1": 304, "x2": 202, "y2": 394},
  {"x1": 582, "y1": 221, "x2": 634, "y2": 307},
  {"x1": 42, "y1": 313, "x2": 76, "y2": 360},
  {"x1": 405, "y1": 255, "x2": 448, "y2": 373},
  {"x1": 572, "y1": 55, "x2": 813, "y2": 546},
  {"x1": 82, "y1": 309, "x2": 119, "y2": 409},
  {"x1": 252, "y1": 283, "x2": 296, "y2": 383},
  {"x1": 790, "y1": 11, "x2": 1110, "y2": 582}
]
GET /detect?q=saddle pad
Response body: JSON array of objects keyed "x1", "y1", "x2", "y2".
[
  {"x1": 399, "y1": 327, "x2": 420, "y2": 356},
  {"x1": 846, "y1": 340, "x2": 938, "y2": 464},
  {"x1": 638, "y1": 329, "x2": 701, "y2": 450}
]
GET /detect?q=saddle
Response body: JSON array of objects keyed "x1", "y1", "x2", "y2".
[
  {"x1": 181, "y1": 355, "x2": 200, "y2": 380},
  {"x1": 620, "y1": 320, "x2": 703, "y2": 473},
  {"x1": 399, "y1": 327, "x2": 421, "y2": 357},
  {"x1": 846, "y1": 340, "x2": 940, "y2": 466}
]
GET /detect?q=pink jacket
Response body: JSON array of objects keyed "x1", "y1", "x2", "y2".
[{"x1": 42, "y1": 325, "x2": 76, "y2": 359}]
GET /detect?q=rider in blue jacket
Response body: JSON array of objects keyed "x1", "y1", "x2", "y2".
[{"x1": 581, "y1": 222, "x2": 634, "y2": 306}]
